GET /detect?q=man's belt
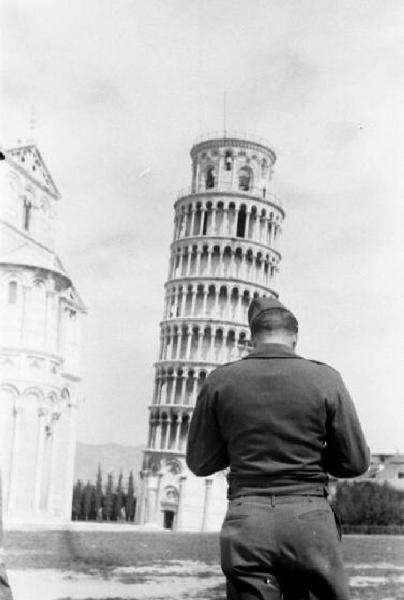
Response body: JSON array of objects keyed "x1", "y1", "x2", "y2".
[{"x1": 226, "y1": 473, "x2": 328, "y2": 498}]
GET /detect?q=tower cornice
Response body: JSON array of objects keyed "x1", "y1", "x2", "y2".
[
  {"x1": 190, "y1": 134, "x2": 276, "y2": 164},
  {"x1": 169, "y1": 236, "x2": 282, "y2": 259},
  {"x1": 159, "y1": 317, "x2": 250, "y2": 328},
  {"x1": 175, "y1": 189, "x2": 284, "y2": 216},
  {"x1": 164, "y1": 276, "x2": 279, "y2": 295}
]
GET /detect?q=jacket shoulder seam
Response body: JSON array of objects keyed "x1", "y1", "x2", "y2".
[{"x1": 306, "y1": 359, "x2": 339, "y2": 373}]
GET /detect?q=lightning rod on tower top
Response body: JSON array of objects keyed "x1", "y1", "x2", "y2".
[{"x1": 223, "y1": 91, "x2": 227, "y2": 137}]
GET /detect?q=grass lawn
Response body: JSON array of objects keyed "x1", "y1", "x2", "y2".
[
  {"x1": 4, "y1": 530, "x2": 222, "y2": 571},
  {"x1": 3, "y1": 530, "x2": 404, "y2": 599}
]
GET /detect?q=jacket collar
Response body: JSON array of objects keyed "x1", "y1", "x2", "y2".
[{"x1": 243, "y1": 343, "x2": 301, "y2": 360}]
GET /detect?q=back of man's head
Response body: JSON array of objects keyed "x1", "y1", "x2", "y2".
[{"x1": 248, "y1": 297, "x2": 298, "y2": 347}]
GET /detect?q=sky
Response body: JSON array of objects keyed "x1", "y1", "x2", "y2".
[{"x1": 1, "y1": 0, "x2": 403, "y2": 452}]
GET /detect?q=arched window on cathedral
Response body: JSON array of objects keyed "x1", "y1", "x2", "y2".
[
  {"x1": 205, "y1": 166, "x2": 215, "y2": 189},
  {"x1": 238, "y1": 167, "x2": 253, "y2": 191},
  {"x1": 7, "y1": 281, "x2": 18, "y2": 304},
  {"x1": 23, "y1": 198, "x2": 32, "y2": 231},
  {"x1": 224, "y1": 150, "x2": 233, "y2": 171}
]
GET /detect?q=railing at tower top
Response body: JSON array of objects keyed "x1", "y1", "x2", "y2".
[
  {"x1": 192, "y1": 131, "x2": 275, "y2": 153},
  {"x1": 177, "y1": 184, "x2": 283, "y2": 208}
]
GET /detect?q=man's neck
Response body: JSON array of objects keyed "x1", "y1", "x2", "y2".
[{"x1": 253, "y1": 335, "x2": 296, "y2": 350}]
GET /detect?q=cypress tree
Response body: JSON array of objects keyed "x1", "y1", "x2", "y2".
[
  {"x1": 115, "y1": 470, "x2": 124, "y2": 521},
  {"x1": 72, "y1": 480, "x2": 83, "y2": 521},
  {"x1": 95, "y1": 465, "x2": 103, "y2": 522},
  {"x1": 82, "y1": 481, "x2": 93, "y2": 521},
  {"x1": 126, "y1": 470, "x2": 135, "y2": 521},
  {"x1": 104, "y1": 472, "x2": 114, "y2": 521}
]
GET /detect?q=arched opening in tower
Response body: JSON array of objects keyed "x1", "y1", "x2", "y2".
[
  {"x1": 160, "y1": 372, "x2": 168, "y2": 404},
  {"x1": 164, "y1": 375, "x2": 171, "y2": 405},
  {"x1": 203, "y1": 202, "x2": 212, "y2": 236},
  {"x1": 230, "y1": 287, "x2": 239, "y2": 320},
  {"x1": 202, "y1": 210, "x2": 208, "y2": 235},
  {"x1": 201, "y1": 327, "x2": 211, "y2": 361},
  {"x1": 212, "y1": 246, "x2": 221, "y2": 276},
  {"x1": 185, "y1": 286, "x2": 193, "y2": 316},
  {"x1": 150, "y1": 413, "x2": 158, "y2": 448},
  {"x1": 160, "y1": 413, "x2": 168, "y2": 448},
  {"x1": 174, "y1": 369, "x2": 183, "y2": 404},
  {"x1": 238, "y1": 331, "x2": 247, "y2": 356},
  {"x1": 238, "y1": 167, "x2": 253, "y2": 191},
  {"x1": 225, "y1": 150, "x2": 233, "y2": 171},
  {"x1": 236, "y1": 204, "x2": 247, "y2": 238},
  {"x1": 216, "y1": 202, "x2": 224, "y2": 235},
  {"x1": 190, "y1": 327, "x2": 199, "y2": 360},
  {"x1": 185, "y1": 370, "x2": 194, "y2": 404},
  {"x1": 218, "y1": 286, "x2": 228, "y2": 318},
  {"x1": 223, "y1": 246, "x2": 232, "y2": 276},
  {"x1": 205, "y1": 166, "x2": 215, "y2": 189},
  {"x1": 249, "y1": 206, "x2": 257, "y2": 239},
  {"x1": 179, "y1": 414, "x2": 190, "y2": 451},
  {"x1": 207, "y1": 285, "x2": 216, "y2": 314},
  {"x1": 215, "y1": 329, "x2": 224, "y2": 362},
  {"x1": 256, "y1": 253, "x2": 263, "y2": 282},
  {"x1": 177, "y1": 286, "x2": 184, "y2": 316},
  {"x1": 226, "y1": 330, "x2": 236, "y2": 362},
  {"x1": 201, "y1": 246, "x2": 209, "y2": 275},
  {"x1": 185, "y1": 206, "x2": 192, "y2": 236},
  {"x1": 168, "y1": 415, "x2": 179, "y2": 449},
  {"x1": 246, "y1": 249, "x2": 254, "y2": 277},
  {"x1": 193, "y1": 203, "x2": 202, "y2": 235},
  {"x1": 234, "y1": 248, "x2": 242, "y2": 277},
  {"x1": 228, "y1": 203, "x2": 236, "y2": 236},
  {"x1": 242, "y1": 290, "x2": 251, "y2": 322},
  {"x1": 190, "y1": 246, "x2": 198, "y2": 275},
  {"x1": 180, "y1": 326, "x2": 188, "y2": 357},
  {"x1": 172, "y1": 327, "x2": 179, "y2": 358},
  {"x1": 195, "y1": 285, "x2": 204, "y2": 314},
  {"x1": 197, "y1": 371, "x2": 207, "y2": 395}
]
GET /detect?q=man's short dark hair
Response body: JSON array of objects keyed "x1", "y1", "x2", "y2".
[{"x1": 251, "y1": 308, "x2": 298, "y2": 336}]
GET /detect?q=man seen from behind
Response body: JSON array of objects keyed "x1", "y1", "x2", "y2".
[{"x1": 186, "y1": 297, "x2": 370, "y2": 600}]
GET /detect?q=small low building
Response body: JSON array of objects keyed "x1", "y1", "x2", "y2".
[
  {"x1": 373, "y1": 453, "x2": 404, "y2": 491},
  {"x1": 328, "y1": 452, "x2": 404, "y2": 495}
]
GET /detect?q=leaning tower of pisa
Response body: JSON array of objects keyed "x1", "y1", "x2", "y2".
[{"x1": 136, "y1": 133, "x2": 285, "y2": 531}]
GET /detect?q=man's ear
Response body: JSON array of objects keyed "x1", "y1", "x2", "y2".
[{"x1": 292, "y1": 333, "x2": 298, "y2": 350}]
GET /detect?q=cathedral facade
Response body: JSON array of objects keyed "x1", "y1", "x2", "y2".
[
  {"x1": 136, "y1": 133, "x2": 285, "y2": 531},
  {"x1": 0, "y1": 144, "x2": 85, "y2": 522}
]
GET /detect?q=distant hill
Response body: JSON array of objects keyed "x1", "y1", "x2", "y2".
[{"x1": 74, "y1": 442, "x2": 145, "y2": 485}]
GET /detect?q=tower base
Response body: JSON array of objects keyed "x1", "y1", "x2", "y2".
[{"x1": 135, "y1": 454, "x2": 228, "y2": 532}]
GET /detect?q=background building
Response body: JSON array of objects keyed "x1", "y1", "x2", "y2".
[
  {"x1": 0, "y1": 143, "x2": 86, "y2": 522},
  {"x1": 355, "y1": 453, "x2": 404, "y2": 491},
  {"x1": 136, "y1": 133, "x2": 284, "y2": 531}
]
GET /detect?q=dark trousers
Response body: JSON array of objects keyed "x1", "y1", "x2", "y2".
[{"x1": 220, "y1": 495, "x2": 349, "y2": 600}]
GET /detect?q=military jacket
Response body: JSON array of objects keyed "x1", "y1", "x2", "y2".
[{"x1": 186, "y1": 343, "x2": 370, "y2": 495}]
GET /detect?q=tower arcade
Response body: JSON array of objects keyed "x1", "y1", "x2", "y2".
[{"x1": 136, "y1": 134, "x2": 284, "y2": 531}]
